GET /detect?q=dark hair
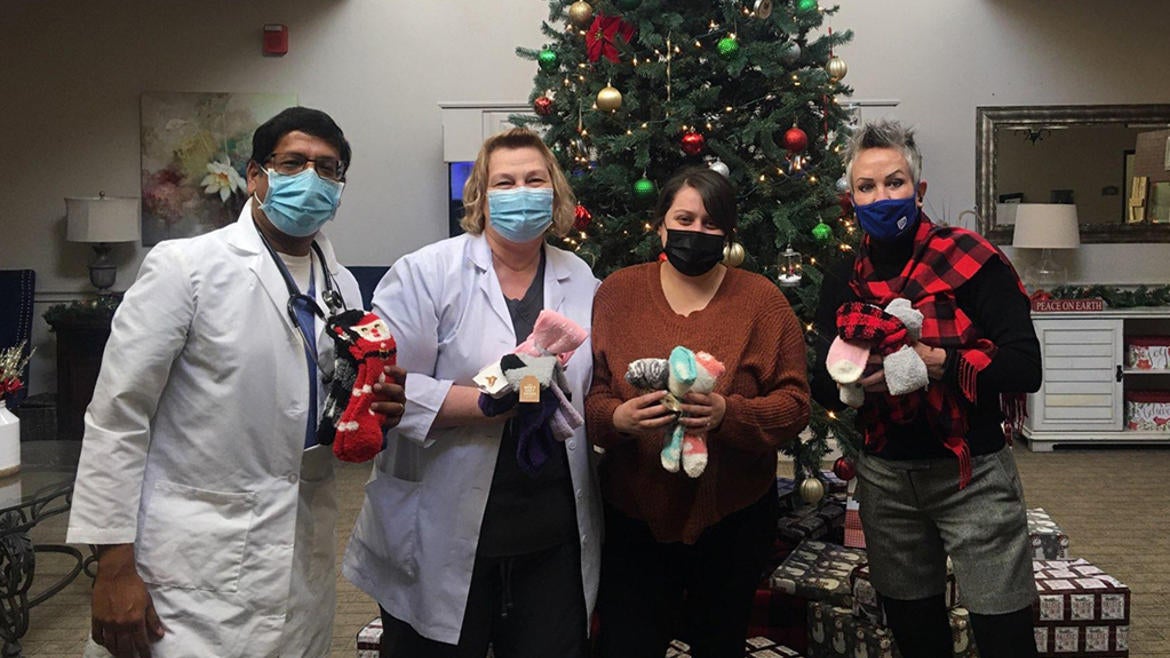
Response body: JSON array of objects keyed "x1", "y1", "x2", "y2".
[
  {"x1": 250, "y1": 106, "x2": 352, "y2": 174},
  {"x1": 652, "y1": 168, "x2": 737, "y2": 236}
]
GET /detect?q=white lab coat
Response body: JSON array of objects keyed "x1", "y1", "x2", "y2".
[
  {"x1": 67, "y1": 200, "x2": 361, "y2": 658},
  {"x1": 342, "y1": 232, "x2": 603, "y2": 645}
]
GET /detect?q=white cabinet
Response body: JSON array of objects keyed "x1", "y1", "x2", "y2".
[{"x1": 1023, "y1": 309, "x2": 1170, "y2": 451}]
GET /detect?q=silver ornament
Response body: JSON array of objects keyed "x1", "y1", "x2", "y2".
[
  {"x1": 835, "y1": 175, "x2": 850, "y2": 193},
  {"x1": 780, "y1": 41, "x2": 801, "y2": 66},
  {"x1": 708, "y1": 158, "x2": 730, "y2": 177},
  {"x1": 753, "y1": 0, "x2": 773, "y2": 19}
]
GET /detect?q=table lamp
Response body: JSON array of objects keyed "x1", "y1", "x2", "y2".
[
  {"x1": 65, "y1": 192, "x2": 141, "y2": 294},
  {"x1": 1011, "y1": 203, "x2": 1080, "y2": 291}
]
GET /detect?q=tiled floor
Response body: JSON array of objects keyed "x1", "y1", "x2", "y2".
[{"x1": 20, "y1": 443, "x2": 1170, "y2": 657}]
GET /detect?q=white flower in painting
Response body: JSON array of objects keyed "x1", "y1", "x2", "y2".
[{"x1": 201, "y1": 157, "x2": 246, "y2": 203}]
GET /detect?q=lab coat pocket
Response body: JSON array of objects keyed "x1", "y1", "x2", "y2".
[
  {"x1": 365, "y1": 474, "x2": 421, "y2": 580},
  {"x1": 137, "y1": 480, "x2": 255, "y2": 592}
]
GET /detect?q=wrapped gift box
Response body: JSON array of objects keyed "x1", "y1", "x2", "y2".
[
  {"x1": 747, "y1": 586, "x2": 809, "y2": 651},
  {"x1": 777, "y1": 495, "x2": 847, "y2": 546},
  {"x1": 356, "y1": 617, "x2": 381, "y2": 658},
  {"x1": 1033, "y1": 559, "x2": 1130, "y2": 656},
  {"x1": 1125, "y1": 390, "x2": 1170, "y2": 431},
  {"x1": 1125, "y1": 336, "x2": 1170, "y2": 370},
  {"x1": 850, "y1": 562, "x2": 958, "y2": 627},
  {"x1": 668, "y1": 637, "x2": 806, "y2": 657},
  {"x1": 806, "y1": 600, "x2": 899, "y2": 658},
  {"x1": 1026, "y1": 508, "x2": 1070, "y2": 560},
  {"x1": 807, "y1": 600, "x2": 978, "y2": 658},
  {"x1": 770, "y1": 540, "x2": 866, "y2": 608}
]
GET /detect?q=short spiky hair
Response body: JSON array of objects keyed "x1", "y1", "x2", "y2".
[
  {"x1": 250, "y1": 107, "x2": 351, "y2": 175},
  {"x1": 460, "y1": 128, "x2": 576, "y2": 237},
  {"x1": 844, "y1": 119, "x2": 923, "y2": 186}
]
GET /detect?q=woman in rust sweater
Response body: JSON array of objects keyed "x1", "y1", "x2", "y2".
[{"x1": 586, "y1": 168, "x2": 810, "y2": 658}]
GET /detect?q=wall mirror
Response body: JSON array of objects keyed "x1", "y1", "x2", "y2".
[{"x1": 976, "y1": 104, "x2": 1170, "y2": 244}]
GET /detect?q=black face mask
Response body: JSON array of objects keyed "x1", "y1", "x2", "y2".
[{"x1": 662, "y1": 229, "x2": 725, "y2": 277}]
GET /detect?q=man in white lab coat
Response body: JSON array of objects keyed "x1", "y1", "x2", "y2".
[{"x1": 67, "y1": 107, "x2": 406, "y2": 658}]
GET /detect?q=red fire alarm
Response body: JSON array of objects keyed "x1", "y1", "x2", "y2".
[{"x1": 263, "y1": 24, "x2": 288, "y2": 56}]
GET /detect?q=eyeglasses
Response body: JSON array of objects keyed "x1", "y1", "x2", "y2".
[{"x1": 264, "y1": 152, "x2": 347, "y2": 181}]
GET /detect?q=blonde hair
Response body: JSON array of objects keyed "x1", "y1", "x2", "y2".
[{"x1": 460, "y1": 128, "x2": 576, "y2": 237}]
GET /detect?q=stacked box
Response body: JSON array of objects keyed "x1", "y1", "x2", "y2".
[
  {"x1": 777, "y1": 496, "x2": 847, "y2": 546},
  {"x1": 770, "y1": 540, "x2": 866, "y2": 608},
  {"x1": 667, "y1": 637, "x2": 806, "y2": 657},
  {"x1": 807, "y1": 600, "x2": 978, "y2": 658},
  {"x1": 1125, "y1": 390, "x2": 1170, "y2": 431},
  {"x1": 777, "y1": 476, "x2": 799, "y2": 513},
  {"x1": 843, "y1": 495, "x2": 865, "y2": 549},
  {"x1": 819, "y1": 469, "x2": 848, "y2": 495},
  {"x1": 850, "y1": 563, "x2": 959, "y2": 627},
  {"x1": 1125, "y1": 336, "x2": 1170, "y2": 370},
  {"x1": 806, "y1": 600, "x2": 900, "y2": 658},
  {"x1": 1032, "y1": 559, "x2": 1130, "y2": 657},
  {"x1": 356, "y1": 617, "x2": 381, "y2": 658},
  {"x1": 1026, "y1": 508, "x2": 1071, "y2": 560}
]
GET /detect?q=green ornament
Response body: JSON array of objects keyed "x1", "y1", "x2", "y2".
[
  {"x1": 717, "y1": 37, "x2": 739, "y2": 58},
  {"x1": 615, "y1": 0, "x2": 641, "y2": 10},
  {"x1": 633, "y1": 177, "x2": 657, "y2": 203},
  {"x1": 538, "y1": 48, "x2": 559, "y2": 72},
  {"x1": 796, "y1": 0, "x2": 818, "y2": 12},
  {"x1": 812, "y1": 221, "x2": 832, "y2": 242}
]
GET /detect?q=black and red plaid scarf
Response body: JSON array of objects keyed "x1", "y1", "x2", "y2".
[{"x1": 849, "y1": 216, "x2": 1027, "y2": 488}]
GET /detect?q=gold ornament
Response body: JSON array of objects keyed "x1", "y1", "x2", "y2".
[
  {"x1": 799, "y1": 477, "x2": 825, "y2": 504},
  {"x1": 596, "y1": 85, "x2": 623, "y2": 112},
  {"x1": 722, "y1": 241, "x2": 745, "y2": 267},
  {"x1": 567, "y1": 1, "x2": 594, "y2": 28},
  {"x1": 826, "y1": 56, "x2": 848, "y2": 82},
  {"x1": 753, "y1": 0, "x2": 773, "y2": 19}
]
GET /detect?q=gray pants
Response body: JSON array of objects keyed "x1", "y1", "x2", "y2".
[{"x1": 856, "y1": 446, "x2": 1037, "y2": 615}]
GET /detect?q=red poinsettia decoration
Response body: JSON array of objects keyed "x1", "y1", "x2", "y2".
[{"x1": 586, "y1": 14, "x2": 635, "y2": 63}]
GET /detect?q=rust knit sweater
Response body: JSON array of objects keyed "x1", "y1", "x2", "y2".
[{"x1": 586, "y1": 262, "x2": 810, "y2": 544}]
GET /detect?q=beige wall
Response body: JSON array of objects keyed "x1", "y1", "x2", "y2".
[{"x1": 4, "y1": 0, "x2": 1170, "y2": 393}]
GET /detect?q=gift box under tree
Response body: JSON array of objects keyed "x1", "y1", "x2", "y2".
[
  {"x1": 667, "y1": 637, "x2": 806, "y2": 657},
  {"x1": 1032, "y1": 559, "x2": 1129, "y2": 656},
  {"x1": 770, "y1": 540, "x2": 866, "y2": 608},
  {"x1": 1027, "y1": 508, "x2": 1070, "y2": 560},
  {"x1": 806, "y1": 600, "x2": 979, "y2": 658}
]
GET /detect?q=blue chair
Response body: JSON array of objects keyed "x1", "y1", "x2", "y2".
[
  {"x1": 346, "y1": 266, "x2": 391, "y2": 310},
  {"x1": 0, "y1": 269, "x2": 35, "y2": 407}
]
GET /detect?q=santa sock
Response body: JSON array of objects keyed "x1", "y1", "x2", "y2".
[
  {"x1": 827, "y1": 337, "x2": 871, "y2": 384},
  {"x1": 660, "y1": 424, "x2": 684, "y2": 473},
  {"x1": 681, "y1": 433, "x2": 708, "y2": 478}
]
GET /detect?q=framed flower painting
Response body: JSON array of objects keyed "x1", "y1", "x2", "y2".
[{"x1": 140, "y1": 91, "x2": 296, "y2": 245}]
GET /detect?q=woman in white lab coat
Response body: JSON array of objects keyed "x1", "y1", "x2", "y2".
[{"x1": 343, "y1": 128, "x2": 602, "y2": 658}]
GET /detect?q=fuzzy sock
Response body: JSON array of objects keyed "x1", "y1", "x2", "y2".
[
  {"x1": 668, "y1": 346, "x2": 698, "y2": 397},
  {"x1": 660, "y1": 423, "x2": 684, "y2": 473},
  {"x1": 681, "y1": 433, "x2": 708, "y2": 477},
  {"x1": 625, "y1": 357, "x2": 669, "y2": 391},
  {"x1": 827, "y1": 337, "x2": 872, "y2": 384},
  {"x1": 883, "y1": 344, "x2": 929, "y2": 395},
  {"x1": 885, "y1": 298, "x2": 923, "y2": 342},
  {"x1": 838, "y1": 382, "x2": 865, "y2": 407},
  {"x1": 501, "y1": 354, "x2": 558, "y2": 390},
  {"x1": 514, "y1": 388, "x2": 561, "y2": 475}
]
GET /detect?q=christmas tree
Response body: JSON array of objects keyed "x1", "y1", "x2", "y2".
[{"x1": 516, "y1": 0, "x2": 859, "y2": 493}]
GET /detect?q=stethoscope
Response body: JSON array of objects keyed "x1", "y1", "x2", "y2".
[{"x1": 255, "y1": 227, "x2": 347, "y2": 369}]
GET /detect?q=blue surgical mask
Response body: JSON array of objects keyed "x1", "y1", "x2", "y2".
[
  {"x1": 259, "y1": 168, "x2": 344, "y2": 238},
  {"x1": 487, "y1": 187, "x2": 554, "y2": 243},
  {"x1": 853, "y1": 195, "x2": 919, "y2": 242}
]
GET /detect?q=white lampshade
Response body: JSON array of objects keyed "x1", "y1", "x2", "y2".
[
  {"x1": 66, "y1": 194, "x2": 141, "y2": 243},
  {"x1": 1011, "y1": 203, "x2": 1080, "y2": 249}
]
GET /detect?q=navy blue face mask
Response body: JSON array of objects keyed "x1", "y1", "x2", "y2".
[{"x1": 853, "y1": 195, "x2": 920, "y2": 242}]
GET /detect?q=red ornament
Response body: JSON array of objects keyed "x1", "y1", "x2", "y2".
[
  {"x1": 680, "y1": 131, "x2": 706, "y2": 155},
  {"x1": 783, "y1": 126, "x2": 809, "y2": 152},
  {"x1": 837, "y1": 192, "x2": 853, "y2": 215},
  {"x1": 833, "y1": 456, "x2": 856, "y2": 481},
  {"x1": 585, "y1": 14, "x2": 636, "y2": 63},
  {"x1": 573, "y1": 204, "x2": 593, "y2": 230},
  {"x1": 533, "y1": 96, "x2": 554, "y2": 116}
]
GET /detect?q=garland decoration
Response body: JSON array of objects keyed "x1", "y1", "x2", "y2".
[{"x1": 1047, "y1": 285, "x2": 1170, "y2": 308}]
